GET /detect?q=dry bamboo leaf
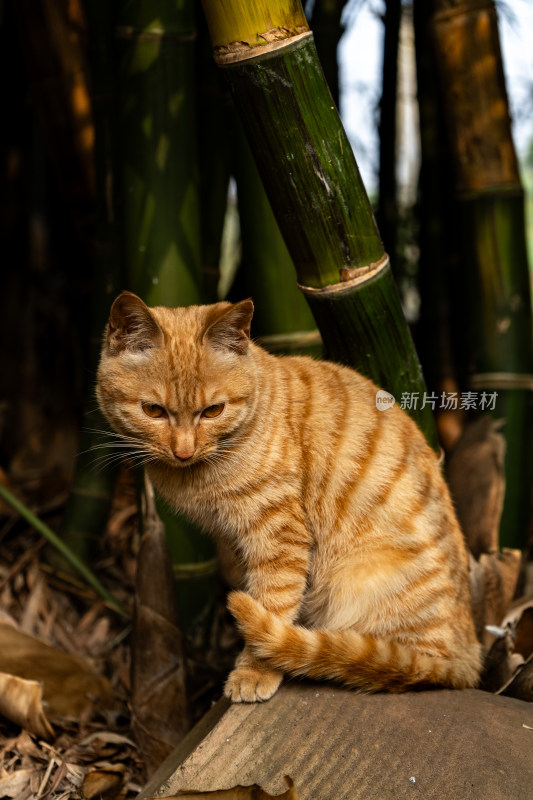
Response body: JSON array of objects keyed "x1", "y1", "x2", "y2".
[
  {"x1": 498, "y1": 652, "x2": 533, "y2": 701},
  {"x1": 482, "y1": 599, "x2": 533, "y2": 694},
  {"x1": 81, "y1": 763, "x2": 126, "y2": 799},
  {"x1": 0, "y1": 623, "x2": 114, "y2": 718},
  {"x1": 482, "y1": 632, "x2": 523, "y2": 693},
  {"x1": 468, "y1": 549, "x2": 521, "y2": 645},
  {"x1": 78, "y1": 731, "x2": 137, "y2": 750},
  {"x1": 0, "y1": 672, "x2": 54, "y2": 740},
  {"x1": 65, "y1": 762, "x2": 87, "y2": 788},
  {"x1": 13, "y1": 730, "x2": 46, "y2": 760},
  {"x1": 447, "y1": 415, "x2": 505, "y2": 557},
  {"x1": 0, "y1": 767, "x2": 34, "y2": 798},
  {"x1": 501, "y1": 592, "x2": 533, "y2": 629},
  {"x1": 107, "y1": 503, "x2": 137, "y2": 538},
  {"x1": 149, "y1": 776, "x2": 299, "y2": 800},
  {"x1": 131, "y1": 476, "x2": 188, "y2": 770},
  {"x1": 513, "y1": 607, "x2": 533, "y2": 659}
]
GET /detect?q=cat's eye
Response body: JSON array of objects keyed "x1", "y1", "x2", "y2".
[
  {"x1": 202, "y1": 403, "x2": 225, "y2": 419},
  {"x1": 142, "y1": 402, "x2": 166, "y2": 419}
]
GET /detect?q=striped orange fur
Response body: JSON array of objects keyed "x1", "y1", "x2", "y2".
[{"x1": 97, "y1": 291, "x2": 482, "y2": 702}]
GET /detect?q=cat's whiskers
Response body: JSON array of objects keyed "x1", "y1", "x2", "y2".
[
  {"x1": 79, "y1": 429, "x2": 163, "y2": 473},
  {"x1": 87, "y1": 448, "x2": 156, "y2": 472},
  {"x1": 82, "y1": 427, "x2": 150, "y2": 446}
]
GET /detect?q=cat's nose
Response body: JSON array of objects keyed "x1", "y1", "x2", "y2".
[
  {"x1": 173, "y1": 448, "x2": 194, "y2": 461},
  {"x1": 171, "y1": 429, "x2": 195, "y2": 461}
]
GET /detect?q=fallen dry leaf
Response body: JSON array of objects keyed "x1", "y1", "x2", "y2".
[
  {"x1": 482, "y1": 633, "x2": 524, "y2": 694},
  {"x1": 501, "y1": 593, "x2": 533, "y2": 629},
  {"x1": 447, "y1": 415, "x2": 506, "y2": 558},
  {"x1": 0, "y1": 672, "x2": 54, "y2": 740},
  {"x1": 469, "y1": 549, "x2": 522, "y2": 645},
  {"x1": 482, "y1": 597, "x2": 533, "y2": 698},
  {"x1": 0, "y1": 463, "x2": 146, "y2": 799},
  {"x1": 498, "y1": 653, "x2": 533, "y2": 701},
  {"x1": 78, "y1": 731, "x2": 137, "y2": 750},
  {"x1": 149, "y1": 775, "x2": 299, "y2": 800},
  {"x1": 0, "y1": 622, "x2": 114, "y2": 719},
  {"x1": 512, "y1": 607, "x2": 533, "y2": 660},
  {"x1": 82, "y1": 762, "x2": 126, "y2": 799},
  {"x1": 0, "y1": 767, "x2": 35, "y2": 798}
]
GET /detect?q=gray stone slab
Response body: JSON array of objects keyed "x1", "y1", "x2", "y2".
[{"x1": 139, "y1": 683, "x2": 533, "y2": 800}]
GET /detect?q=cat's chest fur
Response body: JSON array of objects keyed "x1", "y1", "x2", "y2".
[{"x1": 148, "y1": 453, "x2": 304, "y2": 545}]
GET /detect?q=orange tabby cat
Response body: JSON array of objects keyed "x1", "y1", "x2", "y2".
[{"x1": 97, "y1": 291, "x2": 481, "y2": 702}]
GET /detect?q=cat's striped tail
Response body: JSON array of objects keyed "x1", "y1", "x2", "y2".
[{"x1": 227, "y1": 591, "x2": 481, "y2": 692}]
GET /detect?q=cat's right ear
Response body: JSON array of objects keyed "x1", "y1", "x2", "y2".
[
  {"x1": 106, "y1": 291, "x2": 164, "y2": 355},
  {"x1": 203, "y1": 299, "x2": 254, "y2": 356}
]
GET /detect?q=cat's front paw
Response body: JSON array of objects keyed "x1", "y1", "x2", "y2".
[{"x1": 224, "y1": 665, "x2": 283, "y2": 703}]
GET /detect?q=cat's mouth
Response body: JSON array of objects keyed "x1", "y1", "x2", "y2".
[
  {"x1": 160, "y1": 448, "x2": 212, "y2": 469},
  {"x1": 150, "y1": 443, "x2": 226, "y2": 470},
  {"x1": 171, "y1": 455, "x2": 197, "y2": 468}
]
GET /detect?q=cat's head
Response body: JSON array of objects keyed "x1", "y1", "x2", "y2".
[{"x1": 96, "y1": 291, "x2": 256, "y2": 469}]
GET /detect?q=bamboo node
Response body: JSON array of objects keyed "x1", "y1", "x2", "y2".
[
  {"x1": 172, "y1": 558, "x2": 219, "y2": 580},
  {"x1": 257, "y1": 329, "x2": 322, "y2": 352},
  {"x1": 214, "y1": 29, "x2": 312, "y2": 66},
  {"x1": 115, "y1": 26, "x2": 197, "y2": 42},
  {"x1": 469, "y1": 373, "x2": 533, "y2": 391},
  {"x1": 298, "y1": 253, "x2": 390, "y2": 297},
  {"x1": 340, "y1": 266, "x2": 371, "y2": 281}
]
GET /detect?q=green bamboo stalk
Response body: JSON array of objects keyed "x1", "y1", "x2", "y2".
[
  {"x1": 0, "y1": 482, "x2": 128, "y2": 618},
  {"x1": 431, "y1": 0, "x2": 533, "y2": 548},
  {"x1": 229, "y1": 117, "x2": 320, "y2": 355},
  {"x1": 59, "y1": 0, "x2": 124, "y2": 561},
  {"x1": 215, "y1": 34, "x2": 382, "y2": 289},
  {"x1": 200, "y1": 0, "x2": 439, "y2": 450},
  {"x1": 115, "y1": 0, "x2": 202, "y2": 305},
  {"x1": 115, "y1": 0, "x2": 216, "y2": 637},
  {"x1": 202, "y1": 2, "x2": 308, "y2": 48},
  {"x1": 196, "y1": 14, "x2": 231, "y2": 303}
]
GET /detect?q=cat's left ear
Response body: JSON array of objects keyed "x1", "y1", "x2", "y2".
[
  {"x1": 204, "y1": 299, "x2": 254, "y2": 356},
  {"x1": 107, "y1": 291, "x2": 164, "y2": 355}
]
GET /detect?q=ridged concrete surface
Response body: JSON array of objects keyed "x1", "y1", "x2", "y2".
[{"x1": 140, "y1": 683, "x2": 533, "y2": 800}]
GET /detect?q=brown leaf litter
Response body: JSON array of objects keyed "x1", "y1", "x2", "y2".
[
  {"x1": 0, "y1": 464, "x2": 236, "y2": 799},
  {"x1": 0, "y1": 465, "x2": 145, "y2": 798}
]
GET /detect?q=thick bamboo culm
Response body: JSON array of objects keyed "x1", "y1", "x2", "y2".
[
  {"x1": 230, "y1": 118, "x2": 319, "y2": 355},
  {"x1": 431, "y1": 0, "x2": 533, "y2": 548},
  {"x1": 201, "y1": 0, "x2": 439, "y2": 450},
  {"x1": 115, "y1": 1, "x2": 202, "y2": 306},
  {"x1": 115, "y1": 0, "x2": 216, "y2": 637},
  {"x1": 196, "y1": 19, "x2": 232, "y2": 303}
]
